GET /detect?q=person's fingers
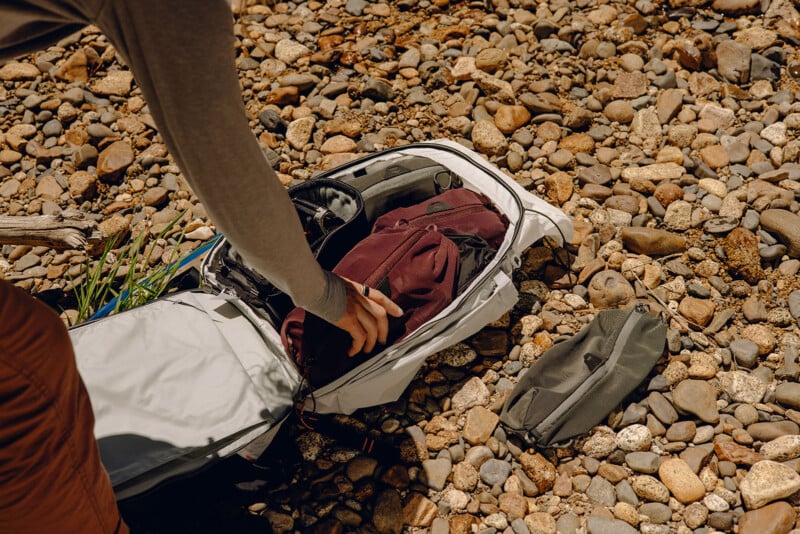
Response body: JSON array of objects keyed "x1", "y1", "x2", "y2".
[
  {"x1": 364, "y1": 297, "x2": 389, "y2": 345},
  {"x1": 365, "y1": 286, "x2": 403, "y2": 317},
  {"x1": 357, "y1": 304, "x2": 379, "y2": 354},
  {"x1": 346, "y1": 319, "x2": 367, "y2": 357}
]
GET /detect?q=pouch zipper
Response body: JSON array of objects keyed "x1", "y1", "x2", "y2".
[{"x1": 530, "y1": 304, "x2": 649, "y2": 445}]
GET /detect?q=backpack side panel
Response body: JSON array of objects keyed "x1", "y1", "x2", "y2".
[{"x1": 70, "y1": 291, "x2": 299, "y2": 495}]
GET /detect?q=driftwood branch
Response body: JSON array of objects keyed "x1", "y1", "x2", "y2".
[{"x1": 0, "y1": 214, "x2": 102, "y2": 250}]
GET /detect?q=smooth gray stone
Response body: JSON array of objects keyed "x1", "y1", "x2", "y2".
[
  {"x1": 640, "y1": 502, "x2": 672, "y2": 524},
  {"x1": 788, "y1": 290, "x2": 800, "y2": 319},
  {"x1": 648, "y1": 391, "x2": 678, "y2": 425},
  {"x1": 776, "y1": 345, "x2": 800, "y2": 380},
  {"x1": 730, "y1": 338, "x2": 759, "y2": 368},
  {"x1": 616, "y1": 479, "x2": 639, "y2": 506},
  {"x1": 625, "y1": 451, "x2": 660, "y2": 474},
  {"x1": 586, "y1": 476, "x2": 617, "y2": 507},
  {"x1": 555, "y1": 512, "x2": 580, "y2": 534},
  {"x1": 479, "y1": 459, "x2": 510, "y2": 487}
]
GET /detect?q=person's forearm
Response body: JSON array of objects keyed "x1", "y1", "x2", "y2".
[{"x1": 91, "y1": 0, "x2": 346, "y2": 321}]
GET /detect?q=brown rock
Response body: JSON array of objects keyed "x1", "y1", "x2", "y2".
[
  {"x1": 475, "y1": 48, "x2": 508, "y2": 73},
  {"x1": 92, "y1": 70, "x2": 134, "y2": 96},
  {"x1": 760, "y1": 209, "x2": 800, "y2": 258},
  {"x1": 605, "y1": 195, "x2": 639, "y2": 215},
  {"x1": 714, "y1": 440, "x2": 764, "y2": 465},
  {"x1": 54, "y1": 50, "x2": 88, "y2": 83},
  {"x1": 597, "y1": 463, "x2": 628, "y2": 483},
  {"x1": 713, "y1": 0, "x2": 760, "y2": 13},
  {"x1": 544, "y1": 171, "x2": 573, "y2": 205},
  {"x1": 581, "y1": 184, "x2": 613, "y2": 202},
  {"x1": 472, "y1": 120, "x2": 508, "y2": 156},
  {"x1": 700, "y1": 145, "x2": 730, "y2": 169},
  {"x1": 588, "y1": 270, "x2": 635, "y2": 308},
  {"x1": 265, "y1": 86, "x2": 299, "y2": 105},
  {"x1": 613, "y1": 71, "x2": 648, "y2": 99},
  {"x1": 402, "y1": 493, "x2": 437, "y2": 527},
  {"x1": 449, "y1": 515, "x2": 478, "y2": 534},
  {"x1": 519, "y1": 452, "x2": 557, "y2": 493},
  {"x1": 524, "y1": 512, "x2": 557, "y2": 533},
  {"x1": 373, "y1": 490, "x2": 403, "y2": 534},
  {"x1": 142, "y1": 187, "x2": 169, "y2": 207},
  {"x1": 723, "y1": 228, "x2": 765, "y2": 284},
  {"x1": 35, "y1": 175, "x2": 63, "y2": 199},
  {"x1": 688, "y1": 72, "x2": 721, "y2": 96},
  {"x1": 321, "y1": 135, "x2": 357, "y2": 154},
  {"x1": 678, "y1": 296, "x2": 715, "y2": 327},
  {"x1": 494, "y1": 105, "x2": 531, "y2": 134},
  {"x1": 621, "y1": 227, "x2": 686, "y2": 256},
  {"x1": 536, "y1": 121, "x2": 562, "y2": 142},
  {"x1": 654, "y1": 182, "x2": 684, "y2": 206},
  {"x1": 462, "y1": 406, "x2": 499, "y2": 445},
  {"x1": 498, "y1": 493, "x2": 527, "y2": 521},
  {"x1": 0, "y1": 61, "x2": 40, "y2": 81},
  {"x1": 97, "y1": 141, "x2": 134, "y2": 184},
  {"x1": 380, "y1": 465, "x2": 410, "y2": 489},
  {"x1": 738, "y1": 501, "x2": 795, "y2": 534},
  {"x1": 740, "y1": 324, "x2": 776, "y2": 355},
  {"x1": 672, "y1": 380, "x2": 719, "y2": 423},
  {"x1": 559, "y1": 133, "x2": 595, "y2": 154},
  {"x1": 658, "y1": 458, "x2": 706, "y2": 504},
  {"x1": 604, "y1": 100, "x2": 635, "y2": 123},
  {"x1": 656, "y1": 89, "x2": 683, "y2": 124}
]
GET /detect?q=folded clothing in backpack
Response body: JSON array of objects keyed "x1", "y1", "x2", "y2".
[{"x1": 281, "y1": 188, "x2": 509, "y2": 388}]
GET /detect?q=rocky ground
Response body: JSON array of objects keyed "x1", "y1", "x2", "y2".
[{"x1": 5, "y1": 0, "x2": 800, "y2": 532}]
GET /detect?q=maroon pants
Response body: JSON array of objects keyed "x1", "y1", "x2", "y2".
[{"x1": 0, "y1": 281, "x2": 127, "y2": 533}]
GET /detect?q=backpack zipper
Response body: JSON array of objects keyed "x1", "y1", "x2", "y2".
[
  {"x1": 394, "y1": 204, "x2": 488, "y2": 229},
  {"x1": 530, "y1": 304, "x2": 649, "y2": 445}
]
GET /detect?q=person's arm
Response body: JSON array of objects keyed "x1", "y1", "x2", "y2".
[{"x1": 91, "y1": 0, "x2": 400, "y2": 351}]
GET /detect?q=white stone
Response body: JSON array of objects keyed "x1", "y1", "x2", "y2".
[
  {"x1": 761, "y1": 122, "x2": 788, "y2": 146},
  {"x1": 761, "y1": 435, "x2": 800, "y2": 462},
  {"x1": 286, "y1": 117, "x2": 316, "y2": 150},
  {"x1": 451, "y1": 376, "x2": 490, "y2": 412},
  {"x1": 616, "y1": 424, "x2": 653, "y2": 452},
  {"x1": 274, "y1": 39, "x2": 310, "y2": 64},
  {"x1": 703, "y1": 493, "x2": 729, "y2": 512},
  {"x1": 520, "y1": 315, "x2": 543, "y2": 336},
  {"x1": 740, "y1": 460, "x2": 800, "y2": 509},
  {"x1": 484, "y1": 513, "x2": 508, "y2": 529},
  {"x1": 441, "y1": 488, "x2": 469, "y2": 512},
  {"x1": 719, "y1": 371, "x2": 767, "y2": 404}
]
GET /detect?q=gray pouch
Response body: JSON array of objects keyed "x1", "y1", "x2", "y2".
[{"x1": 500, "y1": 304, "x2": 667, "y2": 448}]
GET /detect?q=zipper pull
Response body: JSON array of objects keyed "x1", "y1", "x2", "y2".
[{"x1": 634, "y1": 303, "x2": 648, "y2": 314}]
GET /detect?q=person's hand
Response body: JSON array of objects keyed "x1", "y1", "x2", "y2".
[{"x1": 333, "y1": 277, "x2": 403, "y2": 356}]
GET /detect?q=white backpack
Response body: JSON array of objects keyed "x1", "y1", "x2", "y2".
[{"x1": 70, "y1": 140, "x2": 573, "y2": 499}]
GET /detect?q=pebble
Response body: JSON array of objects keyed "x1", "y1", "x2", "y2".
[
  {"x1": 672, "y1": 380, "x2": 719, "y2": 423},
  {"x1": 761, "y1": 209, "x2": 800, "y2": 257},
  {"x1": 616, "y1": 424, "x2": 652, "y2": 452},
  {"x1": 738, "y1": 501, "x2": 796, "y2": 534},
  {"x1": 740, "y1": 460, "x2": 800, "y2": 509},
  {"x1": 620, "y1": 227, "x2": 686, "y2": 256},
  {"x1": 658, "y1": 458, "x2": 706, "y2": 503},
  {"x1": 625, "y1": 452, "x2": 660, "y2": 474}
]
